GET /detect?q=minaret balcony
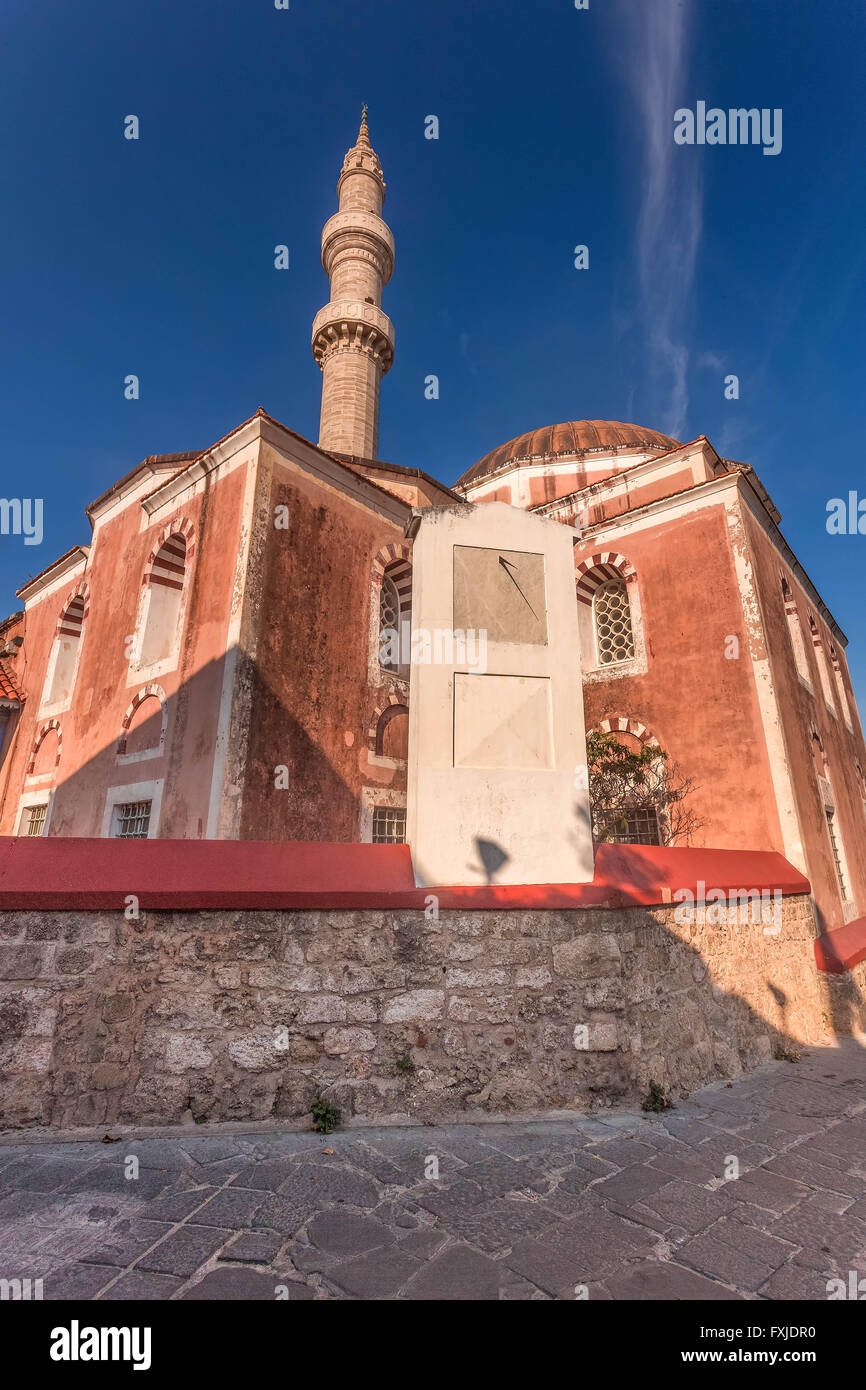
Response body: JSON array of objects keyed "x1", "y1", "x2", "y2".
[
  {"x1": 311, "y1": 300, "x2": 395, "y2": 373},
  {"x1": 321, "y1": 211, "x2": 394, "y2": 279}
]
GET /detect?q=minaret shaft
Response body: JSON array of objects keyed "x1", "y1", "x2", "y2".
[{"x1": 313, "y1": 112, "x2": 394, "y2": 460}]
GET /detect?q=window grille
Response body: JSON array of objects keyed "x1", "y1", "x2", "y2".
[
  {"x1": 114, "y1": 800, "x2": 152, "y2": 839},
  {"x1": 379, "y1": 575, "x2": 400, "y2": 673},
  {"x1": 593, "y1": 580, "x2": 635, "y2": 665},
  {"x1": 595, "y1": 805, "x2": 661, "y2": 846},
  {"x1": 372, "y1": 805, "x2": 406, "y2": 844},
  {"x1": 26, "y1": 804, "x2": 48, "y2": 837}
]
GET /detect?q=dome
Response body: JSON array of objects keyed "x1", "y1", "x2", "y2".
[{"x1": 457, "y1": 420, "x2": 681, "y2": 489}]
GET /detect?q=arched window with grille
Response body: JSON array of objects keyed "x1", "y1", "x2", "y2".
[
  {"x1": 592, "y1": 579, "x2": 635, "y2": 666},
  {"x1": 575, "y1": 553, "x2": 641, "y2": 676},
  {"x1": 377, "y1": 559, "x2": 411, "y2": 677}
]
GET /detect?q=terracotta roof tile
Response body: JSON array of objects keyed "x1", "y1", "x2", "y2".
[
  {"x1": 458, "y1": 419, "x2": 681, "y2": 488},
  {"x1": 0, "y1": 659, "x2": 22, "y2": 703}
]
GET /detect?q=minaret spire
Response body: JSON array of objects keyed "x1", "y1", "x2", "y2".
[{"x1": 312, "y1": 110, "x2": 395, "y2": 460}]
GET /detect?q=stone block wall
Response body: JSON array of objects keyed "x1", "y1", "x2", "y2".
[{"x1": 1, "y1": 896, "x2": 863, "y2": 1130}]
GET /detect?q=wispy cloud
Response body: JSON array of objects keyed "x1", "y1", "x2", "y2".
[{"x1": 616, "y1": 0, "x2": 702, "y2": 438}]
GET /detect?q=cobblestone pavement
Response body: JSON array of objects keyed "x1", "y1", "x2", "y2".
[{"x1": 1, "y1": 1042, "x2": 865, "y2": 1301}]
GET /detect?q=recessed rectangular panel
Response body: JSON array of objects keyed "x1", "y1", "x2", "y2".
[
  {"x1": 453, "y1": 673, "x2": 553, "y2": 770},
  {"x1": 453, "y1": 546, "x2": 548, "y2": 645}
]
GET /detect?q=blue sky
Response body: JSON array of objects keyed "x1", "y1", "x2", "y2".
[{"x1": 2, "y1": 0, "x2": 865, "y2": 693}]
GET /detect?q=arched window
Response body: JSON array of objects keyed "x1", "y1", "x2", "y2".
[
  {"x1": 30, "y1": 725, "x2": 60, "y2": 778},
  {"x1": 780, "y1": 578, "x2": 810, "y2": 683},
  {"x1": 377, "y1": 559, "x2": 411, "y2": 677},
  {"x1": 42, "y1": 594, "x2": 86, "y2": 710},
  {"x1": 593, "y1": 579, "x2": 635, "y2": 666},
  {"x1": 810, "y1": 727, "x2": 829, "y2": 781},
  {"x1": 808, "y1": 614, "x2": 835, "y2": 712},
  {"x1": 372, "y1": 703, "x2": 409, "y2": 761},
  {"x1": 829, "y1": 644, "x2": 852, "y2": 727},
  {"x1": 137, "y1": 534, "x2": 187, "y2": 670},
  {"x1": 576, "y1": 552, "x2": 640, "y2": 675}
]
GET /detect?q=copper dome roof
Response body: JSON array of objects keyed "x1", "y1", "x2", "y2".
[{"x1": 457, "y1": 419, "x2": 681, "y2": 488}]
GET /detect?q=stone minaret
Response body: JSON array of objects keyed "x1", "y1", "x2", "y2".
[{"x1": 312, "y1": 108, "x2": 395, "y2": 460}]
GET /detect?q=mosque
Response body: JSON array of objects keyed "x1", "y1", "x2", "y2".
[{"x1": 0, "y1": 112, "x2": 863, "y2": 934}]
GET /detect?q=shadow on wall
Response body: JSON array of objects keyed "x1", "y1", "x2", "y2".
[{"x1": 0, "y1": 650, "x2": 372, "y2": 842}]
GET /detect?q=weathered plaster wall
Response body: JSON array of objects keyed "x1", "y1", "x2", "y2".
[
  {"x1": 2, "y1": 896, "x2": 862, "y2": 1131},
  {"x1": 739, "y1": 501, "x2": 866, "y2": 931},
  {"x1": 238, "y1": 441, "x2": 409, "y2": 842},
  {"x1": 578, "y1": 502, "x2": 783, "y2": 853},
  {"x1": 0, "y1": 462, "x2": 249, "y2": 840}
]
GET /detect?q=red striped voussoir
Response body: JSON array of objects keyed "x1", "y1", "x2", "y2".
[{"x1": 575, "y1": 551, "x2": 635, "y2": 606}]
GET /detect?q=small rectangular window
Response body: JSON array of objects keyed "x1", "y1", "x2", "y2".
[
  {"x1": 26, "y1": 804, "x2": 48, "y2": 837},
  {"x1": 596, "y1": 806, "x2": 661, "y2": 846},
  {"x1": 372, "y1": 805, "x2": 406, "y2": 844},
  {"x1": 113, "y1": 800, "x2": 152, "y2": 839}
]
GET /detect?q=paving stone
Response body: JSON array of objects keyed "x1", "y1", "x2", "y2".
[
  {"x1": 62, "y1": 1164, "x2": 175, "y2": 1199},
  {"x1": 246, "y1": 1194, "x2": 311, "y2": 1237},
  {"x1": 137, "y1": 1187, "x2": 218, "y2": 1223},
  {"x1": 476, "y1": 1132, "x2": 559, "y2": 1159},
  {"x1": 178, "y1": 1138, "x2": 253, "y2": 1165},
  {"x1": 720, "y1": 1167, "x2": 810, "y2": 1214},
  {"x1": 0, "y1": 1191, "x2": 59, "y2": 1220},
  {"x1": 81, "y1": 1219, "x2": 174, "y2": 1267},
  {"x1": 123, "y1": 1140, "x2": 201, "y2": 1170},
  {"x1": 278, "y1": 1161, "x2": 381, "y2": 1209},
  {"x1": 230, "y1": 1161, "x2": 295, "y2": 1192},
  {"x1": 676, "y1": 1235, "x2": 782, "y2": 1291},
  {"x1": 247, "y1": 1134, "x2": 332, "y2": 1159},
  {"x1": 137, "y1": 1224, "x2": 233, "y2": 1277},
  {"x1": 98, "y1": 1270, "x2": 185, "y2": 1300},
  {"x1": 396, "y1": 1228, "x2": 449, "y2": 1259},
  {"x1": 760, "y1": 1262, "x2": 833, "y2": 1300},
  {"x1": 642, "y1": 1180, "x2": 733, "y2": 1234},
  {"x1": 307, "y1": 1210, "x2": 395, "y2": 1257},
  {"x1": 455, "y1": 1197, "x2": 561, "y2": 1254},
  {"x1": 769, "y1": 1198, "x2": 866, "y2": 1265},
  {"x1": 506, "y1": 1209, "x2": 657, "y2": 1295},
  {"x1": 12, "y1": 1158, "x2": 100, "y2": 1192},
  {"x1": 191, "y1": 1187, "x2": 267, "y2": 1228},
  {"x1": 458, "y1": 1154, "x2": 532, "y2": 1200},
  {"x1": 767, "y1": 1145, "x2": 866, "y2": 1200},
  {"x1": 402, "y1": 1243, "x2": 501, "y2": 1300},
  {"x1": 44, "y1": 1262, "x2": 117, "y2": 1300},
  {"x1": 593, "y1": 1164, "x2": 673, "y2": 1205},
  {"x1": 30, "y1": 1225, "x2": 106, "y2": 1261},
  {"x1": 414, "y1": 1181, "x2": 489, "y2": 1220},
  {"x1": 328, "y1": 1245, "x2": 421, "y2": 1298},
  {"x1": 588, "y1": 1195, "x2": 678, "y2": 1235},
  {"x1": 218, "y1": 1230, "x2": 283, "y2": 1264},
  {"x1": 590, "y1": 1138, "x2": 657, "y2": 1168},
  {"x1": 741, "y1": 1115, "x2": 822, "y2": 1147},
  {"x1": 647, "y1": 1151, "x2": 722, "y2": 1184},
  {"x1": 183, "y1": 1267, "x2": 310, "y2": 1299},
  {"x1": 766, "y1": 1083, "x2": 852, "y2": 1118},
  {"x1": 603, "y1": 1260, "x2": 743, "y2": 1300},
  {"x1": 285, "y1": 1241, "x2": 338, "y2": 1274}
]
